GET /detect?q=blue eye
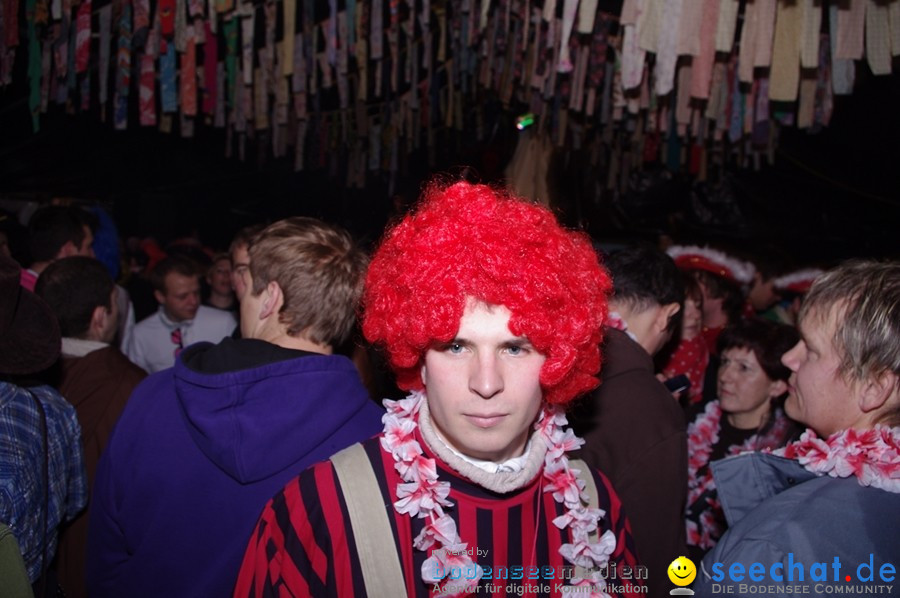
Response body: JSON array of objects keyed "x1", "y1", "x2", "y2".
[
  {"x1": 506, "y1": 345, "x2": 524, "y2": 356},
  {"x1": 446, "y1": 343, "x2": 464, "y2": 354}
]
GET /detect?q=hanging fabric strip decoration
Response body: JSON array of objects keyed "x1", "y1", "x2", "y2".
[
  {"x1": 203, "y1": 20, "x2": 217, "y2": 113},
  {"x1": 714, "y1": 0, "x2": 738, "y2": 52},
  {"x1": 99, "y1": 4, "x2": 111, "y2": 105},
  {"x1": 114, "y1": 1, "x2": 132, "y2": 130},
  {"x1": 796, "y1": 70, "x2": 816, "y2": 128},
  {"x1": 223, "y1": 17, "x2": 236, "y2": 107},
  {"x1": 54, "y1": 14, "x2": 68, "y2": 78},
  {"x1": 557, "y1": 0, "x2": 578, "y2": 73},
  {"x1": 26, "y1": 0, "x2": 39, "y2": 130},
  {"x1": 6, "y1": 0, "x2": 21, "y2": 47},
  {"x1": 254, "y1": 64, "x2": 267, "y2": 128},
  {"x1": 653, "y1": 0, "x2": 683, "y2": 95},
  {"x1": 676, "y1": 0, "x2": 701, "y2": 55},
  {"x1": 814, "y1": 36, "x2": 833, "y2": 126},
  {"x1": 889, "y1": 1, "x2": 900, "y2": 56},
  {"x1": 292, "y1": 31, "x2": 304, "y2": 92},
  {"x1": 233, "y1": 60, "x2": 245, "y2": 131},
  {"x1": 865, "y1": 0, "x2": 891, "y2": 75},
  {"x1": 754, "y1": 0, "x2": 776, "y2": 69},
  {"x1": 829, "y1": 3, "x2": 854, "y2": 94},
  {"x1": 241, "y1": 11, "x2": 252, "y2": 84},
  {"x1": 738, "y1": 0, "x2": 761, "y2": 83},
  {"x1": 283, "y1": 0, "x2": 296, "y2": 75},
  {"x1": 834, "y1": 0, "x2": 864, "y2": 60},
  {"x1": 637, "y1": 0, "x2": 661, "y2": 52},
  {"x1": 135, "y1": 0, "x2": 150, "y2": 34},
  {"x1": 688, "y1": 0, "x2": 717, "y2": 98},
  {"x1": 621, "y1": 24, "x2": 645, "y2": 90},
  {"x1": 139, "y1": 52, "x2": 157, "y2": 125},
  {"x1": 327, "y1": 0, "x2": 337, "y2": 67},
  {"x1": 75, "y1": 0, "x2": 89, "y2": 72},
  {"x1": 159, "y1": 0, "x2": 175, "y2": 36},
  {"x1": 215, "y1": 60, "x2": 225, "y2": 125},
  {"x1": 369, "y1": 0, "x2": 381, "y2": 60},
  {"x1": 577, "y1": 0, "x2": 596, "y2": 33},
  {"x1": 175, "y1": 0, "x2": 187, "y2": 51},
  {"x1": 769, "y1": 0, "x2": 801, "y2": 101},
  {"x1": 160, "y1": 39, "x2": 177, "y2": 111},
  {"x1": 799, "y1": 0, "x2": 821, "y2": 68},
  {"x1": 337, "y1": 10, "x2": 348, "y2": 107},
  {"x1": 79, "y1": 66, "x2": 89, "y2": 110},
  {"x1": 39, "y1": 39, "x2": 50, "y2": 110},
  {"x1": 66, "y1": 13, "x2": 76, "y2": 95}
]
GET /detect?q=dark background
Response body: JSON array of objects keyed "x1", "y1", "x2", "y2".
[{"x1": 1, "y1": 54, "x2": 898, "y2": 263}]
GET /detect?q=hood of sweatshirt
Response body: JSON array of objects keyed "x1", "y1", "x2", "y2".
[{"x1": 174, "y1": 337, "x2": 383, "y2": 484}]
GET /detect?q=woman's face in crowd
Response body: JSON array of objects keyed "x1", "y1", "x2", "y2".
[
  {"x1": 208, "y1": 258, "x2": 234, "y2": 296},
  {"x1": 681, "y1": 297, "x2": 702, "y2": 341},
  {"x1": 717, "y1": 346, "x2": 784, "y2": 428}
]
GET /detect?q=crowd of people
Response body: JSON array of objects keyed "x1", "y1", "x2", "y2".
[{"x1": 0, "y1": 186, "x2": 897, "y2": 598}]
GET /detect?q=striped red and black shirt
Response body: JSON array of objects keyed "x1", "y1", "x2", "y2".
[{"x1": 235, "y1": 434, "x2": 644, "y2": 598}]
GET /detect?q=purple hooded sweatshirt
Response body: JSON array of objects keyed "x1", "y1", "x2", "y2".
[{"x1": 86, "y1": 338, "x2": 383, "y2": 597}]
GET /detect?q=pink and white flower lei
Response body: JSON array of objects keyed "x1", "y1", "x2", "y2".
[
  {"x1": 774, "y1": 425, "x2": 900, "y2": 494},
  {"x1": 380, "y1": 391, "x2": 618, "y2": 598},
  {"x1": 685, "y1": 401, "x2": 794, "y2": 548}
]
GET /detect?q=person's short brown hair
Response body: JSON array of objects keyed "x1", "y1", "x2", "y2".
[
  {"x1": 229, "y1": 224, "x2": 267, "y2": 257},
  {"x1": 35, "y1": 256, "x2": 114, "y2": 338},
  {"x1": 150, "y1": 255, "x2": 200, "y2": 294},
  {"x1": 248, "y1": 217, "x2": 367, "y2": 347}
]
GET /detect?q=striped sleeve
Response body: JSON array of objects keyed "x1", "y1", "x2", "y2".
[
  {"x1": 233, "y1": 460, "x2": 360, "y2": 598},
  {"x1": 594, "y1": 468, "x2": 645, "y2": 598}
]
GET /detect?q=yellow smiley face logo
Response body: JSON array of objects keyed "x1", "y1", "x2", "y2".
[{"x1": 668, "y1": 556, "x2": 697, "y2": 586}]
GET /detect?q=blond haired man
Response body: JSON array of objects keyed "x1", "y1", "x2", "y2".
[
  {"x1": 87, "y1": 218, "x2": 383, "y2": 598},
  {"x1": 694, "y1": 261, "x2": 900, "y2": 597}
]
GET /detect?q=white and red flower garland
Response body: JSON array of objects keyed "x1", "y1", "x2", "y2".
[
  {"x1": 685, "y1": 400, "x2": 794, "y2": 549},
  {"x1": 775, "y1": 425, "x2": 900, "y2": 494},
  {"x1": 380, "y1": 391, "x2": 618, "y2": 597}
]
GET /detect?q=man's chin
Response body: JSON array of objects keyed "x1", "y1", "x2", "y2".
[{"x1": 784, "y1": 393, "x2": 800, "y2": 420}]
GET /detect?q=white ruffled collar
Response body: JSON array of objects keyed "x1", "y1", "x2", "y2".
[{"x1": 380, "y1": 392, "x2": 618, "y2": 597}]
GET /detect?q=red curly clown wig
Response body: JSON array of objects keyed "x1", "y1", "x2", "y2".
[{"x1": 361, "y1": 181, "x2": 612, "y2": 406}]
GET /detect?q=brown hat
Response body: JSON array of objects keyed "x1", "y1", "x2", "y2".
[{"x1": 0, "y1": 256, "x2": 61, "y2": 375}]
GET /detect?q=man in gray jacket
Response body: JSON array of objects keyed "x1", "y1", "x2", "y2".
[{"x1": 693, "y1": 260, "x2": 900, "y2": 597}]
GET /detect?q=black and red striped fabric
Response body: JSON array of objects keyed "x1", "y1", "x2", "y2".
[{"x1": 235, "y1": 434, "x2": 644, "y2": 598}]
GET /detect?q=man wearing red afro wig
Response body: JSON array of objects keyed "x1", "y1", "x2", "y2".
[{"x1": 234, "y1": 181, "x2": 645, "y2": 598}]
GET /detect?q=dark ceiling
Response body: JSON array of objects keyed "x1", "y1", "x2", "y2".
[{"x1": 1, "y1": 54, "x2": 898, "y2": 263}]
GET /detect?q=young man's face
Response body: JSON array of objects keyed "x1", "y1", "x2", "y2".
[
  {"x1": 99, "y1": 287, "x2": 120, "y2": 343},
  {"x1": 77, "y1": 226, "x2": 95, "y2": 257},
  {"x1": 748, "y1": 273, "x2": 780, "y2": 311},
  {"x1": 782, "y1": 305, "x2": 857, "y2": 437},
  {"x1": 208, "y1": 258, "x2": 234, "y2": 297},
  {"x1": 231, "y1": 244, "x2": 251, "y2": 301},
  {"x1": 421, "y1": 300, "x2": 546, "y2": 462},
  {"x1": 698, "y1": 280, "x2": 724, "y2": 322},
  {"x1": 156, "y1": 272, "x2": 201, "y2": 323},
  {"x1": 681, "y1": 297, "x2": 702, "y2": 340}
]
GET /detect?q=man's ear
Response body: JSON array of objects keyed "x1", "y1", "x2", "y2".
[
  {"x1": 859, "y1": 371, "x2": 899, "y2": 414},
  {"x1": 57, "y1": 240, "x2": 78, "y2": 259},
  {"x1": 154, "y1": 289, "x2": 166, "y2": 305},
  {"x1": 89, "y1": 305, "x2": 108, "y2": 339},
  {"x1": 655, "y1": 302, "x2": 681, "y2": 333},
  {"x1": 259, "y1": 281, "x2": 283, "y2": 320}
]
